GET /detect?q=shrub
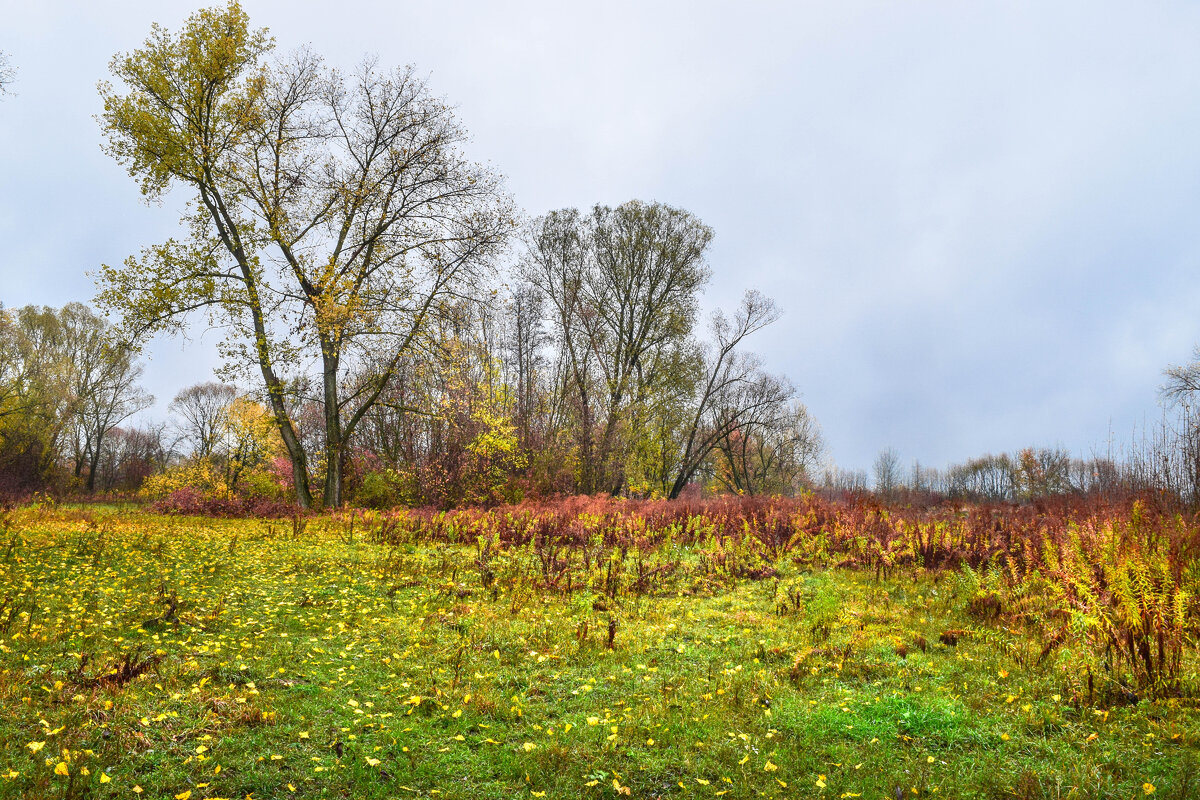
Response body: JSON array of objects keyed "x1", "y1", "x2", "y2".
[
  {"x1": 356, "y1": 470, "x2": 405, "y2": 509},
  {"x1": 148, "y1": 487, "x2": 295, "y2": 518},
  {"x1": 141, "y1": 461, "x2": 228, "y2": 500},
  {"x1": 142, "y1": 460, "x2": 291, "y2": 517}
]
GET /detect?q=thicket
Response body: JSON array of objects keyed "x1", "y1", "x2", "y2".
[{"x1": 321, "y1": 493, "x2": 1200, "y2": 701}]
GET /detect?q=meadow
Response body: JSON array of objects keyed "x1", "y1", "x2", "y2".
[{"x1": 0, "y1": 495, "x2": 1197, "y2": 799}]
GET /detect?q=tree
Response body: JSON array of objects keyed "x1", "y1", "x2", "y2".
[
  {"x1": 522, "y1": 201, "x2": 712, "y2": 494},
  {"x1": 503, "y1": 285, "x2": 547, "y2": 450},
  {"x1": 1014, "y1": 446, "x2": 1071, "y2": 500},
  {"x1": 93, "y1": 423, "x2": 169, "y2": 492},
  {"x1": 819, "y1": 465, "x2": 869, "y2": 493},
  {"x1": 56, "y1": 304, "x2": 154, "y2": 491},
  {"x1": 0, "y1": 304, "x2": 151, "y2": 493},
  {"x1": 713, "y1": 401, "x2": 823, "y2": 496},
  {"x1": 872, "y1": 446, "x2": 902, "y2": 497},
  {"x1": 218, "y1": 397, "x2": 278, "y2": 493},
  {"x1": 170, "y1": 382, "x2": 238, "y2": 459},
  {"x1": 0, "y1": 306, "x2": 70, "y2": 490},
  {"x1": 97, "y1": 2, "x2": 513, "y2": 508},
  {"x1": 947, "y1": 453, "x2": 1015, "y2": 500},
  {"x1": 666, "y1": 290, "x2": 789, "y2": 498},
  {"x1": 1163, "y1": 346, "x2": 1200, "y2": 403},
  {"x1": 0, "y1": 51, "x2": 14, "y2": 97}
]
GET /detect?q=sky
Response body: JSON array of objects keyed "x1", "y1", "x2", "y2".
[{"x1": 4, "y1": 0, "x2": 1200, "y2": 475}]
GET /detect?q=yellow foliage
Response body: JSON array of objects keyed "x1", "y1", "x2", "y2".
[{"x1": 141, "y1": 460, "x2": 230, "y2": 500}]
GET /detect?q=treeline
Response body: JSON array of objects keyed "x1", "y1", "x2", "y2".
[
  {"x1": 79, "y1": 4, "x2": 830, "y2": 510},
  {"x1": 7, "y1": 294, "x2": 1200, "y2": 511},
  {"x1": 0, "y1": 218, "x2": 823, "y2": 507},
  {"x1": 0, "y1": 303, "x2": 155, "y2": 496},
  {"x1": 820, "y1": 421, "x2": 1200, "y2": 505},
  {"x1": 300, "y1": 202, "x2": 824, "y2": 508}
]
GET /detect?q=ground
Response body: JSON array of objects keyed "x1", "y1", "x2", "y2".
[{"x1": 0, "y1": 506, "x2": 1195, "y2": 799}]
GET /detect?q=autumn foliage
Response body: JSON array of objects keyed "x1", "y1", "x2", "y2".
[{"x1": 331, "y1": 493, "x2": 1200, "y2": 699}]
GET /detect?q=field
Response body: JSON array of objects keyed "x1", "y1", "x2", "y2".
[{"x1": 0, "y1": 497, "x2": 1198, "y2": 799}]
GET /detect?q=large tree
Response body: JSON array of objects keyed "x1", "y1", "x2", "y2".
[
  {"x1": 522, "y1": 201, "x2": 712, "y2": 494},
  {"x1": 664, "y1": 290, "x2": 792, "y2": 498},
  {"x1": 97, "y1": 2, "x2": 513, "y2": 508}
]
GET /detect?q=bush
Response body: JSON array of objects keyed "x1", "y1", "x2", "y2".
[
  {"x1": 148, "y1": 487, "x2": 295, "y2": 518},
  {"x1": 142, "y1": 460, "x2": 292, "y2": 517},
  {"x1": 355, "y1": 470, "x2": 405, "y2": 509},
  {"x1": 240, "y1": 469, "x2": 286, "y2": 500},
  {"x1": 141, "y1": 461, "x2": 227, "y2": 500}
]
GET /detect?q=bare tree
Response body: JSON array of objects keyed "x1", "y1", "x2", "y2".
[
  {"x1": 872, "y1": 446, "x2": 902, "y2": 497},
  {"x1": 170, "y1": 382, "x2": 238, "y2": 459},
  {"x1": 909, "y1": 459, "x2": 946, "y2": 496},
  {"x1": 1163, "y1": 346, "x2": 1200, "y2": 403},
  {"x1": 504, "y1": 286, "x2": 548, "y2": 449},
  {"x1": 713, "y1": 400, "x2": 823, "y2": 496},
  {"x1": 947, "y1": 453, "x2": 1016, "y2": 500},
  {"x1": 0, "y1": 51, "x2": 14, "y2": 97},
  {"x1": 818, "y1": 465, "x2": 869, "y2": 493},
  {"x1": 668, "y1": 291, "x2": 789, "y2": 498}
]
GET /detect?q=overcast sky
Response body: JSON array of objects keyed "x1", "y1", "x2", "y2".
[{"x1": 4, "y1": 0, "x2": 1200, "y2": 474}]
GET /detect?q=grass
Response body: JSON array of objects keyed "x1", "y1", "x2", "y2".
[{"x1": 0, "y1": 506, "x2": 1196, "y2": 799}]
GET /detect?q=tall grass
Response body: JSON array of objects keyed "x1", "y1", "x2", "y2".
[{"x1": 339, "y1": 493, "x2": 1200, "y2": 698}]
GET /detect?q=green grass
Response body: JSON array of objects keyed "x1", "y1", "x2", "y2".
[{"x1": 0, "y1": 508, "x2": 1196, "y2": 799}]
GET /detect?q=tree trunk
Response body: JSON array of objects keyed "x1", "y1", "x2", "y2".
[
  {"x1": 322, "y1": 348, "x2": 343, "y2": 509},
  {"x1": 596, "y1": 393, "x2": 624, "y2": 495},
  {"x1": 576, "y1": 387, "x2": 596, "y2": 494},
  {"x1": 290, "y1": 450, "x2": 314, "y2": 509},
  {"x1": 264, "y1": 384, "x2": 313, "y2": 510},
  {"x1": 86, "y1": 439, "x2": 101, "y2": 493}
]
